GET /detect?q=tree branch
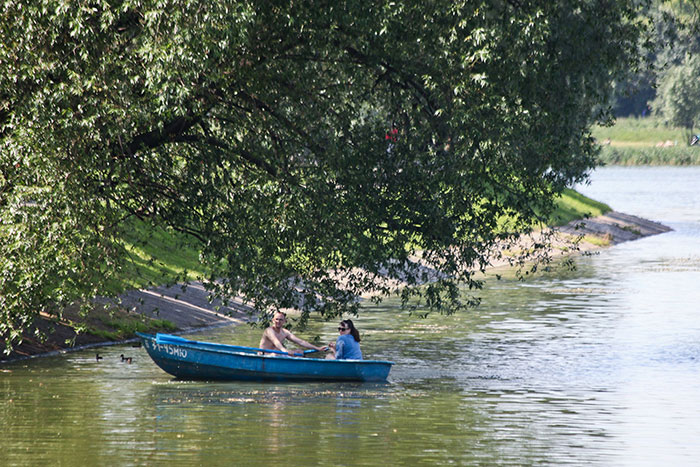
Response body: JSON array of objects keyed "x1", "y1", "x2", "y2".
[{"x1": 125, "y1": 114, "x2": 201, "y2": 155}]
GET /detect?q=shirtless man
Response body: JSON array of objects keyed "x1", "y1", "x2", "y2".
[{"x1": 259, "y1": 311, "x2": 327, "y2": 356}]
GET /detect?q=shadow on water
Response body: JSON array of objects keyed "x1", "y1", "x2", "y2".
[{"x1": 3, "y1": 166, "x2": 700, "y2": 464}]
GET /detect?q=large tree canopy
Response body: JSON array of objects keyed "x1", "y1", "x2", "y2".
[{"x1": 1, "y1": 0, "x2": 648, "y2": 348}]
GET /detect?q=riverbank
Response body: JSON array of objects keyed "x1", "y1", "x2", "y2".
[
  {"x1": 1, "y1": 211, "x2": 671, "y2": 362},
  {"x1": 0, "y1": 283, "x2": 254, "y2": 362}
]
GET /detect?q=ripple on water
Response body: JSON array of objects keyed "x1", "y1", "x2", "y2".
[{"x1": 6, "y1": 166, "x2": 700, "y2": 465}]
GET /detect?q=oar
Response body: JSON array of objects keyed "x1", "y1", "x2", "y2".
[
  {"x1": 260, "y1": 348, "x2": 320, "y2": 356},
  {"x1": 155, "y1": 333, "x2": 321, "y2": 356}
]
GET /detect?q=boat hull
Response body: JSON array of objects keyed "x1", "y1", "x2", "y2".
[{"x1": 137, "y1": 333, "x2": 393, "y2": 382}]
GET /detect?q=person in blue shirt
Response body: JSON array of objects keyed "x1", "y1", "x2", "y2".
[{"x1": 328, "y1": 319, "x2": 362, "y2": 360}]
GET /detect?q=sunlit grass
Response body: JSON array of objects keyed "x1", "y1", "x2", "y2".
[
  {"x1": 549, "y1": 189, "x2": 611, "y2": 226},
  {"x1": 592, "y1": 116, "x2": 687, "y2": 143},
  {"x1": 592, "y1": 117, "x2": 700, "y2": 165},
  {"x1": 105, "y1": 220, "x2": 207, "y2": 295},
  {"x1": 103, "y1": 190, "x2": 609, "y2": 295},
  {"x1": 609, "y1": 141, "x2": 658, "y2": 148},
  {"x1": 86, "y1": 315, "x2": 177, "y2": 340}
]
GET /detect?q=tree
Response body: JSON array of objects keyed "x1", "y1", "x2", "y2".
[
  {"x1": 653, "y1": 54, "x2": 700, "y2": 139},
  {"x1": 649, "y1": 0, "x2": 700, "y2": 140},
  {"x1": 1, "y1": 0, "x2": 649, "y2": 351}
]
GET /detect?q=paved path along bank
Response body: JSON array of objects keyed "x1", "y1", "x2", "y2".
[
  {"x1": 1, "y1": 211, "x2": 672, "y2": 362},
  {"x1": 116, "y1": 281, "x2": 252, "y2": 330},
  {"x1": 124, "y1": 211, "x2": 672, "y2": 329}
]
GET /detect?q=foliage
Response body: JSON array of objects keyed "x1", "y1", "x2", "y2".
[
  {"x1": 618, "y1": 1, "x2": 700, "y2": 122},
  {"x1": 652, "y1": 54, "x2": 700, "y2": 136},
  {"x1": 607, "y1": 0, "x2": 700, "y2": 118},
  {"x1": 1, "y1": 0, "x2": 650, "y2": 351},
  {"x1": 656, "y1": 0, "x2": 700, "y2": 63}
]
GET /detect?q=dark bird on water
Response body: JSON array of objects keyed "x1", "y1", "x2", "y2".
[
  {"x1": 96, "y1": 353, "x2": 103, "y2": 361},
  {"x1": 120, "y1": 354, "x2": 133, "y2": 364}
]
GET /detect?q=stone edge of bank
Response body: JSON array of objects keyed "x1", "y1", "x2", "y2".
[{"x1": 1, "y1": 211, "x2": 672, "y2": 363}]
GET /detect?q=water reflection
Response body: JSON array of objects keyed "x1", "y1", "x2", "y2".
[{"x1": 3, "y1": 167, "x2": 700, "y2": 464}]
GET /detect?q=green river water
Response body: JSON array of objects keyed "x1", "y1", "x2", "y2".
[{"x1": 2, "y1": 166, "x2": 700, "y2": 466}]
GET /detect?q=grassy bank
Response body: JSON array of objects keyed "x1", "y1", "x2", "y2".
[
  {"x1": 592, "y1": 116, "x2": 687, "y2": 144},
  {"x1": 114, "y1": 189, "x2": 608, "y2": 290},
  {"x1": 1, "y1": 221, "x2": 204, "y2": 360},
  {"x1": 593, "y1": 117, "x2": 700, "y2": 165},
  {"x1": 111, "y1": 190, "x2": 607, "y2": 292},
  {"x1": 110, "y1": 221, "x2": 206, "y2": 294},
  {"x1": 2, "y1": 189, "x2": 610, "y2": 360},
  {"x1": 550, "y1": 188, "x2": 611, "y2": 225}
]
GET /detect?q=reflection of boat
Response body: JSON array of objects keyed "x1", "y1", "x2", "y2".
[{"x1": 137, "y1": 333, "x2": 394, "y2": 382}]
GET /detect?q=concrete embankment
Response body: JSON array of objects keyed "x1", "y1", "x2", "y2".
[
  {"x1": 557, "y1": 211, "x2": 671, "y2": 246},
  {"x1": 132, "y1": 211, "x2": 672, "y2": 329},
  {"x1": 1, "y1": 211, "x2": 672, "y2": 362}
]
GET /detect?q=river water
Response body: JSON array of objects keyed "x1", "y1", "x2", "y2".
[{"x1": 2, "y1": 166, "x2": 700, "y2": 466}]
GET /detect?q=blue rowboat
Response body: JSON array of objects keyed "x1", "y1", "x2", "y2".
[{"x1": 136, "y1": 333, "x2": 394, "y2": 382}]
